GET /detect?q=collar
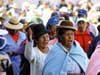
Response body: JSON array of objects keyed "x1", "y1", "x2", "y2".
[{"x1": 57, "y1": 43, "x2": 69, "y2": 53}]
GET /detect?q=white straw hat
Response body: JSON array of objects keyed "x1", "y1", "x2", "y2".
[{"x1": 4, "y1": 16, "x2": 23, "y2": 30}]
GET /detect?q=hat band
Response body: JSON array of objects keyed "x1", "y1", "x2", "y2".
[{"x1": 9, "y1": 21, "x2": 19, "y2": 25}]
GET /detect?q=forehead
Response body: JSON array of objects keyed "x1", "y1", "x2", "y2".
[
  {"x1": 64, "y1": 29, "x2": 75, "y2": 33},
  {"x1": 40, "y1": 33, "x2": 49, "y2": 38},
  {"x1": 78, "y1": 21, "x2": 85, "y2": 24}
]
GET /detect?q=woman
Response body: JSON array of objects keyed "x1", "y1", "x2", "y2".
[
  {"x1": 24, "y1": 24, "x2": 50, "y2": 75},
  {"x1": 42, "y1": 20, "x2": 89, "y2": 75}
]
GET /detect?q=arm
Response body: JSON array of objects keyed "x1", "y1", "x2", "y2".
[{"x1": 24, "y1": 41, "x2": 35, "y2": 62}]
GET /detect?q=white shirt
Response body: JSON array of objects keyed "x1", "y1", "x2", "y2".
[{"x1": 24, "y1": 41, "x2": 49, "y2": 75}]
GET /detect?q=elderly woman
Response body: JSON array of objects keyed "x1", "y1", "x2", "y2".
[
  {"x1": 42, "y1": 20, "x2": 89, "y2": 75},
  {"x1": 24, "y1": 24, "x2": 50, "y2": 75}
]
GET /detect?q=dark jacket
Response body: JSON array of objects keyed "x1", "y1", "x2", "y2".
[{"x1": 87, "y1": 33, "x2": 100, "y2": 58}]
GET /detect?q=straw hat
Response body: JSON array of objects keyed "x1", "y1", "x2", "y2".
[{"x1": 4, "y1": 16, "x2": 23, "y2": 30}]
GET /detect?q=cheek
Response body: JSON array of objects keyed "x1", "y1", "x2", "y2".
[{"x1": 65, "y1": 35, "x2": 75, "y2": 41}]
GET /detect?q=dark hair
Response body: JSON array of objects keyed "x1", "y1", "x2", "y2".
[
  {"x1": 97, "y1": 25, "x2": 100, "y2": 32},
  {"x1": 32, "y1": 24, "x2": 48, "y2": 40},
  {"x1": 57, "y1": 28, "x2": 67, "y2": 42},
  {"x1": 98, "y1": 16, "x2": 100, "y2": 22}
]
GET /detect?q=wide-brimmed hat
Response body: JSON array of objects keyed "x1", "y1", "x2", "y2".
[
  {"x1": 0, "y1": 29, "x2": 8, "y2": 35},
  {"x1": 0, "y1": 37, "x2": 7, "y2": 50},
  {"x1": 4, "y1": 16, "x2": 23, "y2": 30},
  {"x1": 32, "y1": 24, "x2": 48, "y2": 39},
  {"x1": 57, "y1": 20, "x2": 76, "y2": 31}
]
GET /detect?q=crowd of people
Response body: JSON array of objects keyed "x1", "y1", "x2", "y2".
[{"x1": 0, "y1": 0, "x2": 100, "y2": 75}]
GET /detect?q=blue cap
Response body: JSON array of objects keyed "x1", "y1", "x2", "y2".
[
  {"x1": 51, "y1": 11, "x2": 60, "y2": 17},
  {"x1": 47, "y1": 16, "x2": 59, "y2": 26},
  {"x1": 78, "y1": 9, "x2": 87, "y2": 16}
]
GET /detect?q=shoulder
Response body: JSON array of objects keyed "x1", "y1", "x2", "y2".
[
  {"x1": 19, "y1": 31, "x2": 26, "y2": 37},
  {"x1": 72, "y1": 41, "x2": 85, "y2": 52}
]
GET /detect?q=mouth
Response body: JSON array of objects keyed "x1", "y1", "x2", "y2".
[
  {"x1": 68, "y1": 40, "x2": 73, "y2": 43},
  {"x1": 44, "y1": 42, "x2": 49, "y2": 44}
]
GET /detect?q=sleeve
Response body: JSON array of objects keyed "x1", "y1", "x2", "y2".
[{"x1": 24, "y1": 41, "x2": 35, "y2": 62}]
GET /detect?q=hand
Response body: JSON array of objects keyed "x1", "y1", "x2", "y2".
[{"x1": 27, "y1": 27, "x2": 33, "y2": 42}]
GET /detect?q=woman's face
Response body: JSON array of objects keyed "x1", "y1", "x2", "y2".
[
  {"x1": 50, "y1": 25, "x2": 57, "y2": 35},
  {"x1": 62, "y1": 30, "x2": 75, "y2": 49},
  {"x1": 37, "y1": 33, "x2": 49, "y2": 49}
]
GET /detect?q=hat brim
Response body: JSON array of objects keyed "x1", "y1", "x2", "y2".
[
  {"x1": 57, "y1": 26, "x2": 76, "y2": 31},
  {"x1": 5, "y1": 23, "x2": 23, "y2": 30}
]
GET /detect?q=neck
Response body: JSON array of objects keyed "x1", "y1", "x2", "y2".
[
  {"x1": 64, "y1": 46, "x2": 71, "y2": 51},
  {"x1": 62, "y1": 43, "x2": 72, "y2": 52},
  {"x1": 38, "y1": 46, "x2": 48, "y2": 53},
  {"x1": 49, "y1": 33, "x2": 56, "y2": 37}
]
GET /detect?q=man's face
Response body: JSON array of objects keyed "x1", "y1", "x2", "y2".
[
  {"x1": 7, "y1": 29, "x2": 18, "y2": 35},
  {"x1": 77, "y1": 21, "x2": 87, "y2": 32}
]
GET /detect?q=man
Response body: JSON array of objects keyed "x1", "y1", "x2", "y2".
[
  {"x1": 3, "y1": 16, "x2": 26, "y2": 75},
  {"x1": 75, "y1": 18, "x2": 92, "y2": 53}
]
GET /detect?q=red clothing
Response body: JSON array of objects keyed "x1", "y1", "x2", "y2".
[
  {"x1": 10, "y1": 32, "x2": 19, "y2": 42},
  {"x1": 75, "y1": 30, "x2": 92, "y2": 53}
]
